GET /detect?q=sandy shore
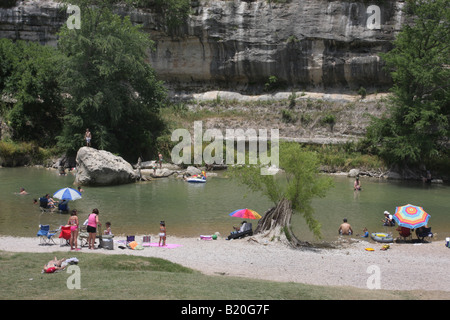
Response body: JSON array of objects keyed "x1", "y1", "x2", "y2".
[{"x1": 1, "y1": 234, "x2": 449, "y2": 293}]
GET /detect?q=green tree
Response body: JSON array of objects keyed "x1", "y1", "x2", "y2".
[
  {"x1": 57, "y1": 1, "x2": 167, "y2": 160},
  {"x1": 230, "y1": 142, "x2": 333, "y2": 245},
  {"x1": 0, "y1": 39, "x2": 64, "y2": 146},
  {"x1": 364, "y1": 0, "x2": 450, "y2": 167}
]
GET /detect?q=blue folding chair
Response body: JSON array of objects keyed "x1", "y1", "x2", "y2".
[
  {"x1": 58, "y1": 200, "x2": 69, "y2": 214},
  {"x1": 37, "y1": 224, "x2": 58, "y2": 245},
  {"x1": 126, "y1": 235, "x2": 135, "y2": 245}
]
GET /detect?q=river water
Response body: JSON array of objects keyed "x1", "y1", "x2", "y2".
[{"x1": 1, "y1": 167, "x2": 449, "y2": 242}]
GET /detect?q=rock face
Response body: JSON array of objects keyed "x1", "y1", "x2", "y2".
[
  {"x1": 75, "y1": 147, "x2": 138, "y2": 186},
  {"x1": 0, "y1": 0, "x2": 65, "y2": 47},
  {"x1": 0, "y1": 0, "x2": 405, "y2": 91},
  {"x1": 149, "y1": 0, "x2": 404, "y2": 91}
]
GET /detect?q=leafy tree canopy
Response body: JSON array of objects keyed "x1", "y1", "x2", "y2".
[
  {"x1": 363, "y1": 0, "x2": 450, "y2": 167},
  {"x1": 57, "y1": 2, "x2": 167, "y2": 160},
  {"x1": 230, "y1": 142, "x2": 333, "y2": 240},
  {"x1": 0, "y1": 39, "x2": 64, "y2": 146}
]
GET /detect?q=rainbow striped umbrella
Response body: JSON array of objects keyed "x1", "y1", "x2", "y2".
[
  {"x1": 228, "y1": 208, "x2": 262, "y2": 220},
  {"x1": 393, "y1": 204, "x2": 430, "y2": 229}
]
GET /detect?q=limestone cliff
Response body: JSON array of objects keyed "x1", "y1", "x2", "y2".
[{"x1": 0, "y1": 0, "x2": 405, "y2": 91}]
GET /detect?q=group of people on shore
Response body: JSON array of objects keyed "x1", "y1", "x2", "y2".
[
  {"x1": 337, "y1": 211, "x2": 395, "y2": 237},
  {"x1": 338, "y1": 211, "x2": 430, "y2": 241},
  {"x1": 24, "y1": 184, "x2": 167, "y2": 250},
  {"x1": 65, "y1": 208, "x2": 112, "y2": 251}
]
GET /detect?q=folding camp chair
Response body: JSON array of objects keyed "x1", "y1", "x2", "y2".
[
  {"x1": 79, "y1": 225, "x2": 104, "y2": 248},
  {"x1": 126, "y1": 235, "x2": 135, "y2": 245},
  {"x1": 59, "y1": 225, "x2": 71, "y2": 246},
  {"x1": 397, "y1": 227, "x2": 412, "y2": 242},
  {"x1": 416, "y1": 227, "x2": 433, "y2": 242},
  {"x1": 37, "y1": 225, "x2": 58, "y2": 245},
  {"x1": 58, "y1": 200, "x2": 69, "y2": 214},
  {"x1": 227, "y1": 223, "x2": 253, "y2": 240},
  {"x1": 78, "y1": 225, "x2": 89, "y2": 247}
]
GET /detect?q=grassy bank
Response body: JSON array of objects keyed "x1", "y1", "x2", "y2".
[
  {"x1": 0, "y1": 251, "x2": 442, "y2": 300},
  {"x1": 0, "y1": 141, "x2": 59, "y2": 167},
  {"x1": 302, "y1": 143, "x2": 386, "y2": 173}
]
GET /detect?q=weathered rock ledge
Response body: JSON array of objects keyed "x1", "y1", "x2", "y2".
[{"x1": 0, "y1": 0, "x2": 407, "y2": 90}]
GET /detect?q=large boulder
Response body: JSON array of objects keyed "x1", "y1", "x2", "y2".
[
  {"x1": 185, "y1": 166, "x2": 202, "y2": 176},
  {"x1": 75, "y1": 147, "x2": 138, "y2": 186}
]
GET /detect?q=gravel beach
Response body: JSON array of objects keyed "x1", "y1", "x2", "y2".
[{"x1": 1, "y1": 234, "x2": 449, "y2": 294}]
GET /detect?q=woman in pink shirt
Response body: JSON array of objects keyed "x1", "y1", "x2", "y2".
[{"x1": 87, "y1": 208, "x2": 101, "y2": 250}]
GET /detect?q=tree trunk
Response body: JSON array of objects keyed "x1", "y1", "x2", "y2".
[{"x1": 254, "y1": 198, "x2": 309, "y2": 247}]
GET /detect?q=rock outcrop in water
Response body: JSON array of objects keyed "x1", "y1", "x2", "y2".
[
  {"x1": 0, "y1": 0, "x2": 405, "y2": 91},
  {"x1": 75, "y1": 147, "x2": 138, "y2": 186}
]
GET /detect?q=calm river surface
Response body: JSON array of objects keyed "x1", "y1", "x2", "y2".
[{"x1": 1, "y1": 167, "x2": 449, "y2": 242}]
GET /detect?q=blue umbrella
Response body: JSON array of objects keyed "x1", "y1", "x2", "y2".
[{"x1": 53, "y1": 187, "x2": 82, "y2": 201}]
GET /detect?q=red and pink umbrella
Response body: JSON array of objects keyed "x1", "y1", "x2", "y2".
[
  {"x1": 228, "y1": 208, "x2": 262, "y2": 220},
  {"x1": 393, "y1": 204, "x2": 430, "y2": 229}
]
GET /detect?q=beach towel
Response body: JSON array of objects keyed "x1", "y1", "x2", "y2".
[
  {"x1": 142, "y1": 243, "x2": 182, "y2": 249},
  {"x1": 128, "y1": 241, "x2": 138, "y2": 250}
]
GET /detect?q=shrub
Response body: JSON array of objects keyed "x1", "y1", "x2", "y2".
[
  {"x1": 320, "y1": 113, "x2": 336, "y2": 131},
  {"x1": 281, "y1": 109, "x2": 297, "y2": 123},
  {"x1": 357, "y1": 86, "x2": 367, "y2": 99}
]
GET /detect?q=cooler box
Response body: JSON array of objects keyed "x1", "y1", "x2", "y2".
[{"x1": 100, "y1": 238, "x2": 114, "y2": 250}]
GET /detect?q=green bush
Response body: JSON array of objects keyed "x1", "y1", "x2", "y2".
[
  {"x1": 281, "y1": 109, "x2": 297, "y2": 123},
  {"x1": 264, "y1": 75, "x2": 279, "y2": 92},
  {"x1": 320, "y1": 113, "x2": 336, "y2": 131},
  {"x1": 357, "y1": 87, "x2": 367, "y2": 99}
]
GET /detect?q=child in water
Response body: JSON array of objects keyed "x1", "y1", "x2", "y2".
[
  {"x1": 354, "y1": 176, "x2": 361, "y2": 191},
  {"x1": 361, "y1": 227, "x2": 369, "y2": 238}
]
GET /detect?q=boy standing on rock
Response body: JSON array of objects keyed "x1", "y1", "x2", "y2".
[{"x1": 85, "y1": 128, "x2": 92, "y2": 147}]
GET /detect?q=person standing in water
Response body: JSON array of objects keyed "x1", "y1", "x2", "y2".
[{"x1": 354, "y1": 176, "x2": 361, "y2": 191}]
